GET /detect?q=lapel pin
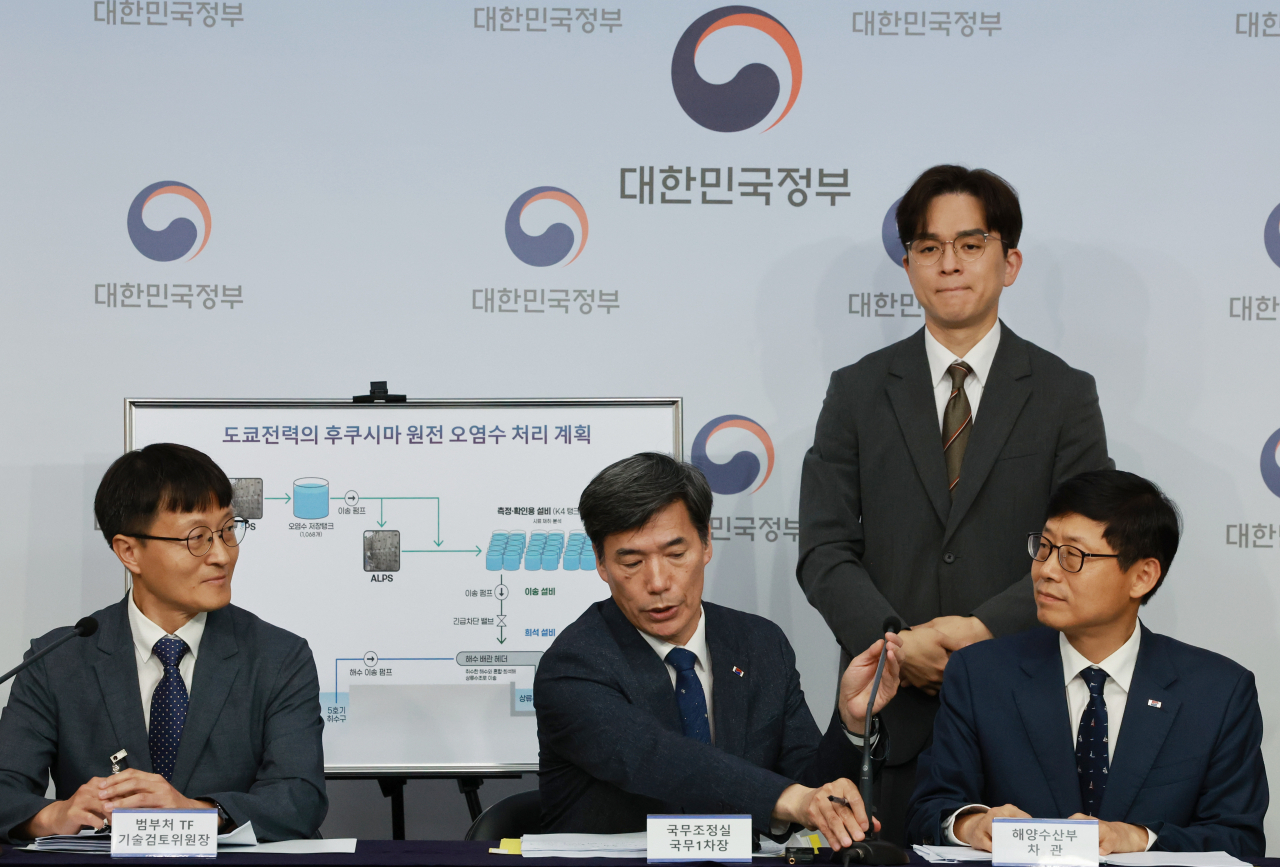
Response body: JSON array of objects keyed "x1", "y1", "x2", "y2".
[
  {"x1": 732, "y1": 666, "x2": 744, "y2": 677},
  {"x1": 1147, "y1": 699, "x2": 1162, "y2": 708}
]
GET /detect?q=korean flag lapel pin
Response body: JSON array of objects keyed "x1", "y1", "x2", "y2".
[
  {"x1": 732, "y1": 666, "x2": 745, "y2": 677},
  {"x1": 1147, "y1": 699, "x2": 1163, "y2": 709}
]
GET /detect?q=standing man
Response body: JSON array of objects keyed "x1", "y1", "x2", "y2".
[{"x1": 797, "y1": 165, "x2": 1111, "y2": 844}]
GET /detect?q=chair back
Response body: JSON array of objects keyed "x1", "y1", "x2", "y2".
[{"x1": 463, "y1": 789, "x2": 542, "y2": 841}]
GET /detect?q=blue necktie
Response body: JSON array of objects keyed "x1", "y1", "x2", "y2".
[
  {"x1": 149, "y1": 636, "x2": 190, "y2": 782},
  {"x1": 1075, "y1": 667, "x2": 1109, "y2": 816},
  {"x1": 665, "y1": 647, "x2": 711, "y2": 744}
]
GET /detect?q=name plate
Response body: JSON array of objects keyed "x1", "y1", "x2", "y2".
[
  {"x1": 992, "y1": 818, "x2": 1098, "y2": 867},
  {"x1": 646, "y1": 814, "x2": 752, "y2": 863},
  {"x1": 111, "y1": 809, "x2": 218, "y2": 858}
]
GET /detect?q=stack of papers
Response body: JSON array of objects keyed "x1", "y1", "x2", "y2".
[
  {"x1": 913, "y1": 846, "x2": 1249, "y2": 867},
  {"x1": 521, "y1": 832, "x2": 648, "y2": 858},
  {"x1": 31, "y1": 828, "x2": 112, "y2": 854},
  {"x1": 29, "y1": 821, "x2": 258, "y2": 855}
]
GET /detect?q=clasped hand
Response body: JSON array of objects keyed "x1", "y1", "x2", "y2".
[
  {"x1": 954, "y1": 805, "x2": 1149, "y2": 855},
  {"x1": 21, "y1": 770, "x2": 212, "y2": 838},
  {"x1": 898, "y1": 616, "x2": 992, "y2": 695}
]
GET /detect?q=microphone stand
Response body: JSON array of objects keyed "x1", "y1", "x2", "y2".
[{"x1": 843, "y1": 633, "x2": 908, "y2": 866}]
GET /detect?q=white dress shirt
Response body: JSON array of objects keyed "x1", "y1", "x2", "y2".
[
  {"x1": 923, "y1": 320, "x2": 1002, "y2": 431},
  {"x1": 944, "y1": 621, "x2": 1155, "y2": 850},
  {"x1": 127, "y1": 592, "x2": 206, "y2": 731}
]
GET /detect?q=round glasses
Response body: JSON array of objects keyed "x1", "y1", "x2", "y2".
[
  {"x1": 130, "y1": 518, "x2": 248, "y2": 557},
  {"x1": 905, "y1": 232, "x2": 1002, "y2": 266},
  {"x1": 1027, "y1": 532, "x2": 1119, "y2": 574}
]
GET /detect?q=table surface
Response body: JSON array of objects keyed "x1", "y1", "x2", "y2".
[{"x1": 1, "y1": 842, "x2": 1274, "y2": 866}]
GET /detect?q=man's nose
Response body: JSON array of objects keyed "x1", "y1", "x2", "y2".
[
  {"x1": 642, "y1": 557, "x2": 674, "y2": 594},
  {"x1": 939, "y1": 241, "x2": 962, "y2": 273},
  {"x1": 206, "y1": 533, "x2": 233, "y2": 565}
]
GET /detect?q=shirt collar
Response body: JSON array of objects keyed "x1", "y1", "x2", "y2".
[
  {"x1": 924, "y1": 319, "x2": 1002, "y2": 388},
  {"x1": 1059, "y1": 619, "x2": 1142, "y2": 693},
  {"x1": 127, "y1": 590, "x2": 206, "y2": 663},
  {"x1": 637, "y1": 605, "x2": 710, "y2": 672}
]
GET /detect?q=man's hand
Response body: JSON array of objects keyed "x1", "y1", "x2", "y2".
[
  {"x1": 17, "y1": 778, "x2": 112, "y2": 838},
  {"x1": 1068, "y1": 815, "x2": 1149, "y2": 855},
  {"x1": 953, "y1": 804, "x2": 1029, "y2": 851},
  {"x1": 920, "y1": 616, "x2": 993, "y2": 651},
  {"x1": 897, "y1": 627, "x2": 952, "y2": 695},
  {"x1": 838, "y1": 632, "x2": 902, "y2": 734},
  {"x1": 772, "y1": 779, "x2": 880, "y2": 852},
  {"x1": 96, "y1": 770, "x2": 209, "y2": 816}
]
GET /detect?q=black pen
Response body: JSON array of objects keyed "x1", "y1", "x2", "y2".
[{"x1": 828, "y1": 795, "x2": 851, "y2": 807}]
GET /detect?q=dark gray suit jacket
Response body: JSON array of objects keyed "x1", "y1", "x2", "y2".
[
  {"x1": 0, "y1": 596, "x2": 327, "y2": 842},
  {"x1": 798, "y1": 324, "x2": 1110, "y2": 763},
  {"x1": 536, "y1": 599, "x2": 872, "y2": 834}
]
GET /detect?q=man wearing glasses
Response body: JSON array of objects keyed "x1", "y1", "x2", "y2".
[
  {"x1": 798, "y1": 165, "x2": 1112, "y2": 843},
  {"x1": 906, "y1": 470, "x2": 1267, "y2": 857},
  {"x1": 0, "y1": 443, "x2": 327, "y2": 842}
]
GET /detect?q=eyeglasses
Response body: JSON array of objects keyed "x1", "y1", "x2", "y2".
[
  {"x1": 1027, "y1": 532, "x2": 1119, "y2": 574},
  {"x1": 905, "y1": 232, "x2": 1004, "y2": 266},
  {"x1": 130, "y1": 518, "x2": 248, "y2": 557}
]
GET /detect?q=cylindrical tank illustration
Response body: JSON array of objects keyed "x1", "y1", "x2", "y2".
[{"x1": 293, "y1": 477, "x2": 330, "y2": 519}]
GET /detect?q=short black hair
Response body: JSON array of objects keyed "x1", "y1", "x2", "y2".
[
  {"x1": 579, "y1": 452, "x2": 712, "y2": 556},
  {"x1": 1044, "y1": 469, "x2": 1181, "y2": 604},
  {"x1": 896, "y1": 164, "x2": 1023, "y2": 250},
  {"x1": 94, "y1": 443, "x2": 234, "y2": 546}
]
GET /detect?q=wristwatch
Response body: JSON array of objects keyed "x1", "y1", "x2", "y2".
[{"x1": 202, "y1": 799, "x2": 235, "y2": 832}]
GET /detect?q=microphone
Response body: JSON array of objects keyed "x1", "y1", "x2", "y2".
[
  {"x1": 0, "y1": 617, "x2": 98, "y2": 687},
  {"x1": 845, "y1": 616, "x2": 908, "y2": 865}
]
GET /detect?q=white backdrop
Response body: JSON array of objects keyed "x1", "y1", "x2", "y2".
[{"x1": 1, "y1": 0, "x2": 1278, "y2": 848}]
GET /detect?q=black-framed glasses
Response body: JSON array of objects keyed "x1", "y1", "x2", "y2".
[
  {"x1": 130, "y1": 518, "x2": 248, "y2": 557},
  {"x1": 1027, "y1": 532, "x2": 1119, "y2": 574},
  {"x1": 905, "y1": 232, "x2": 1004, "y2": 266}
]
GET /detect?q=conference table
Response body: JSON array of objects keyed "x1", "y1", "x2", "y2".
[{"x1": 0, "y1": 843, "x2": 1274, "y2": 866}]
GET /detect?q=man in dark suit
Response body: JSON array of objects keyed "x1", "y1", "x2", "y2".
[
  {"x1": 798, "y1": 165, "x2": 1111, "y2": 843},
  {"x1": 0, "y1": 444, "x2": 326, "y2": 842},
  {"x1": 907, "y1": 470, "x2": 1267, "y2": 857},
  {"x1": 536, "y1": 453, "x2": 902, "y2": 850}
]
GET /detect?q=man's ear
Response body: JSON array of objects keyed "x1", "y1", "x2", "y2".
[
  {"x1": 1128, "y1": 557, "x2": 1161, "y2": 601},
  {"x1": 1002, "y1": 245, "x2": 1024, "y2": 287},
  {"x1": 112, "y1": 535, "x2": 145, "y2": 577}
]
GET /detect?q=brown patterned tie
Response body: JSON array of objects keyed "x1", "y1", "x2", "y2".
[{"x1": 942, "y1": 361, "x2": 974, "y2": 498}]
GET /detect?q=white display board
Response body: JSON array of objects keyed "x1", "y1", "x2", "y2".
[{"x1": 127, "y1": 398, "x2": 681, "y2": 773}]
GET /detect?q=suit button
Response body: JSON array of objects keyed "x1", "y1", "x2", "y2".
[{"x1": 943, "y1": 552, "x2": 955, "y2": 564}]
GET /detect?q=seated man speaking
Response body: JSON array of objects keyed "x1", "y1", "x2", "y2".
[
  {"x1": 0, "y1": 443, "x2": 327, "y2": 842},
  {"x1": 907, "y1": 470, "x2": 1267, "y2": 857},
  {"x1": 536, "y1": 453, "x2": 901, "y2": 850}
]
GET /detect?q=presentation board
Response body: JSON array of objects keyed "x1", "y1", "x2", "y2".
[{"x1": 127, "y1": 398, "x2": 682, "y2": 774}]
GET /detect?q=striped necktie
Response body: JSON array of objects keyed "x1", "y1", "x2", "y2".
[{"x1": 942, "y1": 361, "x2": 974, "y2": 498}]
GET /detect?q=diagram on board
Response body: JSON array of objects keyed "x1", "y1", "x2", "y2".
[{"x1": 130, "y1": 400, "x2": 678, "y2": 770}]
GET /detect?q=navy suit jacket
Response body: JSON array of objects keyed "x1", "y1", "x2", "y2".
[
  {"x1": 0, "y1": 596, "x2": 328, "y2": 842},
  {"x1": 536, "y1": 599, "x2": 872, "y2": 834},
  {"x1": 906, "y1": 625, "x2": 1267, "y2": 857}
]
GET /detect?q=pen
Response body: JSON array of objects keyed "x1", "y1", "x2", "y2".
[{"x1": 828, "y1": 795, "x2": 851, "y2": 807}]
